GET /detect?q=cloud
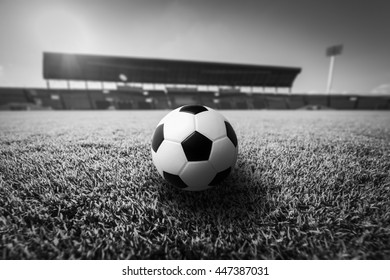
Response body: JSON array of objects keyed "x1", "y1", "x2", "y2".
[
  {"x1": 371, "y1": 84, "x2": 390, "y2": 95},
  {"x1": 0, "y1": 65, "x2": 4, "y2": 77}
]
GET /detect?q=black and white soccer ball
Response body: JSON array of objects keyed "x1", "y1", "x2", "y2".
[{"x1": 151, "y1": 104, "x2": 238, "y2": 191}]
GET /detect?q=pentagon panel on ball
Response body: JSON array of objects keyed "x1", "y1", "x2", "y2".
[
  {"x1": 181, "y1": 131, "x2": 212, "y2": 161},
  {"x1": 179, "y1": 104, "x2": 208, "y2": 115},
  {"x1": 151, "y1": 104, "x2": 238, "y2": 191}
]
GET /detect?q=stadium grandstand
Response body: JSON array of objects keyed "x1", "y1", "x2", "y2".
[{"x1": 0, "y1": 52, "x2": 389, "y2": 110}]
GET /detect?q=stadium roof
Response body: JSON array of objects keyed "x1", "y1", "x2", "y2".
[{"x1": 43, "y1": 52, "x2": 301, "y2": 88}]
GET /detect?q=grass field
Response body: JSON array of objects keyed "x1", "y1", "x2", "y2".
[{"x1": 0, "y1": 110, "x2": 389, "y2": 259}]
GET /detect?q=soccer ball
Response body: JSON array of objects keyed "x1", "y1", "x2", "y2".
[{"x1": 151, "y1": 104, "x2": 238, "y2": 191}]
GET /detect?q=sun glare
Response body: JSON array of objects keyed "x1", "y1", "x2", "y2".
[{"x1": 33, "y1": 7, "x2": 94, "y2": 52}]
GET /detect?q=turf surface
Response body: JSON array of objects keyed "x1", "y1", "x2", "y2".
[{"x1": 0, "y1": 110, "x2": 389, "y2": 259}]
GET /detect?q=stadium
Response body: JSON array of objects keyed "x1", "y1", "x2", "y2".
[
  {"x1": 1, "y1": 50, "x2": 389, "y2": 261},
  {"x1": 1, "y1": 52, "x2": 390, "y2": 110}
]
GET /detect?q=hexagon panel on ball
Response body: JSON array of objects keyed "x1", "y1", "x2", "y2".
[{"x1": 195, "y1": 109, "x2": 227, "y2": 141}]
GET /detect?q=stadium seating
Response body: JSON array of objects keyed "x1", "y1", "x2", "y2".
[
  {"x1": 0, "y1": 87, "x2": 32, "y2": 109},
  {"x1": 217, "y1": 90, "x2": 255, "y2": 109},
  {"x1": 111, "y1": 89, "x2": 145, "y2": 109},
  {"x1": 329, "y1": 95, "x2": 358, "y2": 109},
  {"x1": 252, "y1": 94, "x2": 267, "y2": 109},
  {"x1": 32, "y1": 89, "x2": 64, "y2": 109},
  {"x1": 217, "y1": 94, "x2": 237, "y2": 109},
  {"x1": 303, "y1": 94, "x2": 330, "y2": 109},
  {"x1": 116, "y1": 100, "x2": 133, "y2": 109},
  {"x1": 198, "y1": 91, "x2": 217, "y2": 109},
  {"x1": 236, "y1": 101, "x2": 248, "y2": 109},
  {"x1": 218, "y1": 100, "x2": 232, "y2": 109},
  {"x1": 1, "y1": 86, "x2": 390, "y2": 110},
  {"x1": 95, "y1": 99, "x2": 112, "y2": 109},
  {"x1": 167, "y1": 88, "x2": 200, "y2": 108},
  {"x1": 286, "y1": 95, "x2": 305, "y2": 109},
  {"x1": 356, "y1": 96, "x2": 390, "y2": 110},
  {"x1": 265, "y1": 94, "x2": 288, "y2": 109},
  {"x1": 60, "y1": 90, "x2": 92, "y2": 109},
  {"x1": 217, "y1": 90, "x2": 238, "y2": 109},
  {"x1": 137, "y1": 101, "x2": 153, "y2": 109},
  {"x1": 82, "y1": 90, "x2": 110, "y2": 109},
  {"x1": 146, "y1": 90, "x2": 170, "y2": 109},
  {"x1": 170, "y1": 94, "x2": 199, "y2": 107}
]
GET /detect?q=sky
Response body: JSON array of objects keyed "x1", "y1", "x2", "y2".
[{"x1": 0, "y1": 0, "x2": 390, "y2": 94}]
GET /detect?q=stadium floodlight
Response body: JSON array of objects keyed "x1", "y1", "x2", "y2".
[{"x1": 326, "y1": 44, "x2": 343, "y2": 94}]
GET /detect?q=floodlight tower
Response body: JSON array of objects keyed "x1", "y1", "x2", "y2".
[{"x1": 326, "y1": 44, "x2": 343, "y2": 94}]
